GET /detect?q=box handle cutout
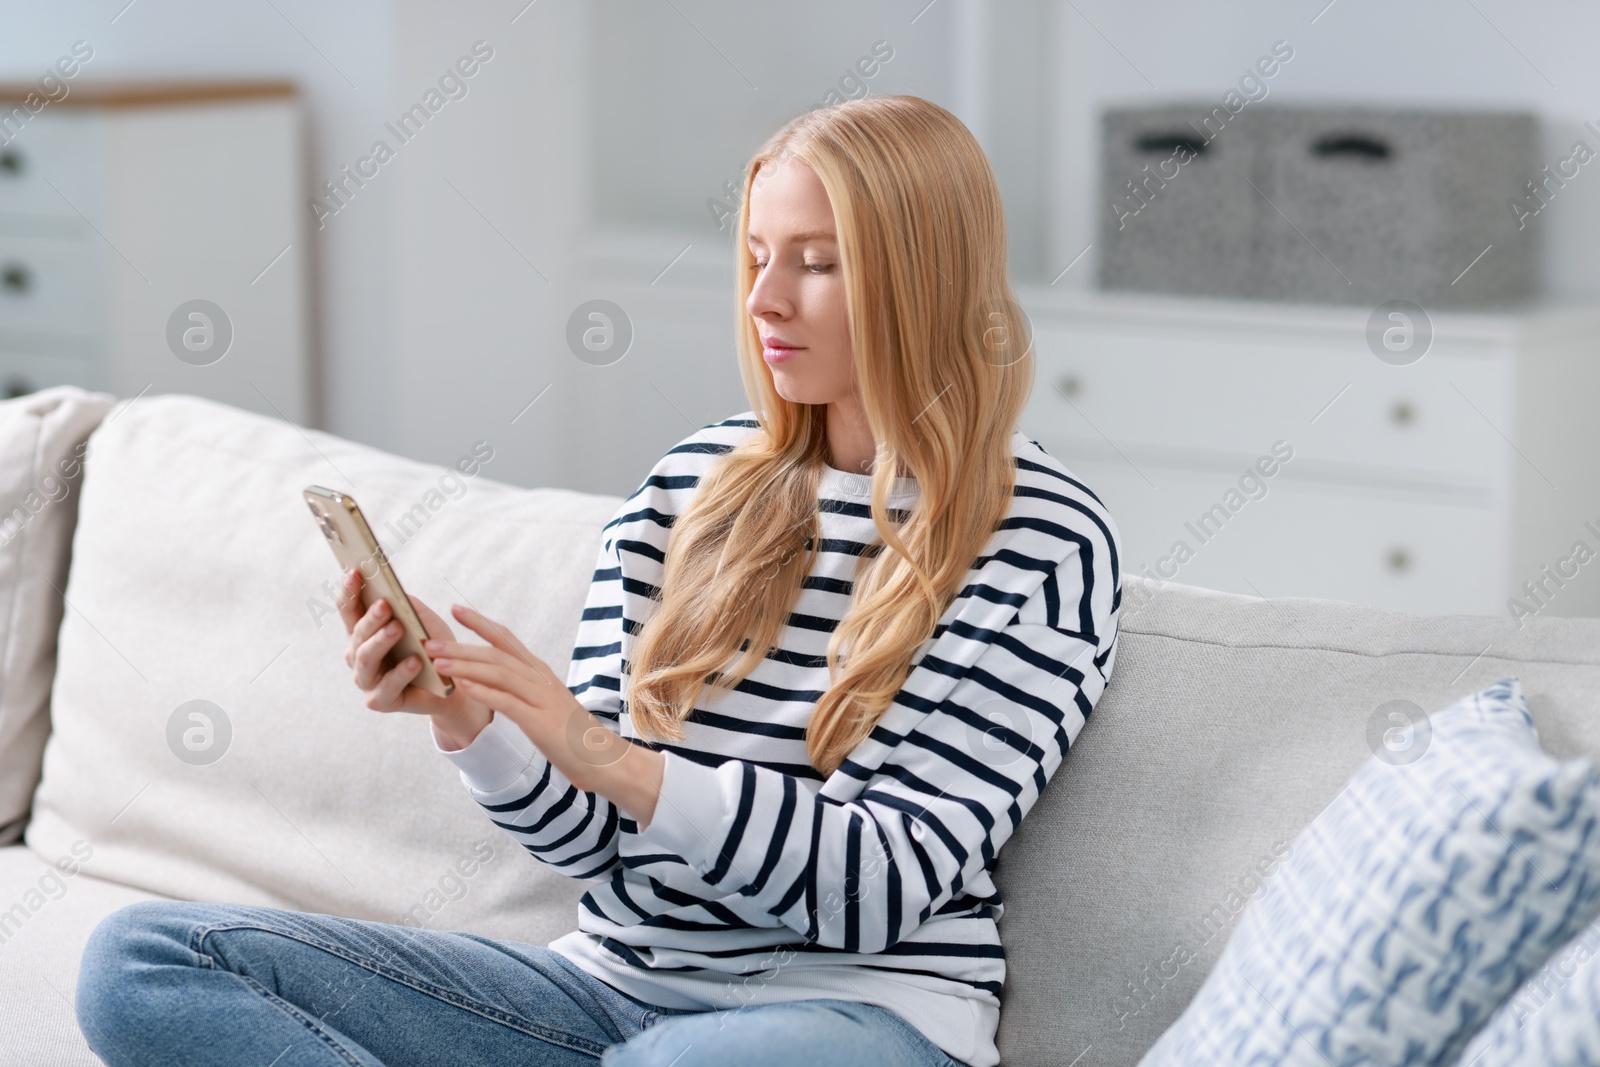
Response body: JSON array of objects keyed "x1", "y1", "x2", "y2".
[
  {"x1": 1133, "y1": 133, "x2": 1209, "y2": 156},
  {"x1": 1310, "y1": 134, "x2": 1392, "y2": 160}
]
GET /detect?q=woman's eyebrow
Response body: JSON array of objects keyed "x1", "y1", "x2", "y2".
[{"x1": 746, "y1": 229, "x2": 838, "y2": 245}]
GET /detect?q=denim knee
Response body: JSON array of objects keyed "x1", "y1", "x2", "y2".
[{"x1": 76, "y1": 900, "x2": 224, "y2": 1034}]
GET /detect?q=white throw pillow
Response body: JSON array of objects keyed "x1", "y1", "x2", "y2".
[
  {"x1": 1451, "y1": 912, "x2": 1600, "y2": 1065},
  {"x1": 1139, "y1": 677, "x2": 1600, "y2": 1067},
  {"x1": 26, "y1": 392, "x2": 613, "y2": 946},
  {"x1": 0, "y1": 385, "x2": 115, "y2": 845}
]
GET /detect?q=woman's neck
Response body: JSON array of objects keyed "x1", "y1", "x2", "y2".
[{"x1": 825, "y1": 398, "x2": 889, "y2": 476}]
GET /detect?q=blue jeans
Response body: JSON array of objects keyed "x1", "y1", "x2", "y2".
[{"x1": 75, "y1": 900, "x2": 966, "y2": 1067}]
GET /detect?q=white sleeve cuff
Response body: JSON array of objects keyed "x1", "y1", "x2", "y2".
[
  {"x1": 633, "y1": 751, "x2": 732, "y2": 870},
  {"x1": 433, "y1": 709, "x2": 543, "y2": 794}
]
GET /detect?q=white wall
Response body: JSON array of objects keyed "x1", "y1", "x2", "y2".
[{"x1": 380, "y1": 0, "x2": 587, "y2": 492}]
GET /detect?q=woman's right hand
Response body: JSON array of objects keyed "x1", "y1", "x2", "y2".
[{"x1": 337, "y1": 566, "x2": 493, "y2": 747}]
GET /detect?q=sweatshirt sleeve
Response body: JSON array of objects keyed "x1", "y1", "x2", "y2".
[
  {"x1": 432, "y1": 500, "x2": 636, "y2": 882},
  {"x1": 632, "y1": 533, "x2": 1120, "y2": 953}
]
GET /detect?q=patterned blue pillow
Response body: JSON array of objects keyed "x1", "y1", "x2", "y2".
[
  {"x1": 1138, "y1": 677, "x2": 1600, "y2": 1067},
  {"x1": 1451, "y1": 912, "x2": 1600, "y2": 1065}
]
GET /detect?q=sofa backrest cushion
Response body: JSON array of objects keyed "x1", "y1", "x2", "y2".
[
  {"x1": 991, "y1": 576, "x2": 1600, "y2": 1067},
  {"x1": 27, "y1": 392, "x2": 615, "y2": 947},
  {"x1": 0, "y1": 386, "x2": 115, "y2": 846}
]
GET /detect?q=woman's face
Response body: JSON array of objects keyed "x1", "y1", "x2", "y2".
[{"x1": 745, "y1": 157, "x2": 855, "y2": 406}]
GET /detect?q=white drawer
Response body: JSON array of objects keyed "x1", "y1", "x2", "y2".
[
  {"x1": 0, "y1": 350, "x2": 100, "y2": 397},
  {"x1": 1042, "y1": 444, "x2": 1506, "y2": 616},
  {"x1": 0, "y1": 113, "x2": 106, "y2": 223},
  {"x1": 1024, "y1": 320, "x2": 1509, "y2": 486},
  {"x1": 0, "y1": 235, "x2": 103, "y2": 334}
]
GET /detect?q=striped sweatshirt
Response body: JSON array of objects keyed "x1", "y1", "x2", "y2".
[{"x1": 433, "y1": 412, "x2": 1122, "y2": 1067}]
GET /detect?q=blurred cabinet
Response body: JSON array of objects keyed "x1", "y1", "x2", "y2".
[
  {"x1": 0, "y1": 82, "x2": 311, "y2": 422},
  {"x1": 1016, "y1": 288, "x2": 1600, "y2": 617}
]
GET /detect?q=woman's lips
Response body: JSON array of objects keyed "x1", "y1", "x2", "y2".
[{"x1": 763, "y1": 343, "x2": 802, "y2": 363}]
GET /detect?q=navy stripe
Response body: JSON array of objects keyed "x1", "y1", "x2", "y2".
[
  {"x1": 747, "y1": 774, "x2": 797, "y2": 898},
  {"x1": 844, "y1": 812, "x2": 862, "y2": 953},
  {"x1": 705, "y1": 761, "x2": 757, "y2": 884}
]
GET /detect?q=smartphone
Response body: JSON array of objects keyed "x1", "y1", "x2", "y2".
[{"x1": 303, "y1": 485, "x2": 455, "y2": 698}]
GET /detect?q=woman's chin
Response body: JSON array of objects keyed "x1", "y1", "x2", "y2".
[
  {"x1": 768, "y1": 369, "x2": 853, "y2": 408},
  {"x1": 768, "y1": 373, "x2": 814, "y2": 404}
]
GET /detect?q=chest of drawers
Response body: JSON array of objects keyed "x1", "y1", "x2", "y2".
[
  {"x1": 1016, "y1": 288, "x2": 1600, "y2": 617},
  {"x1": 0, "y1": 83, "x2": 310, "y2": 422}
]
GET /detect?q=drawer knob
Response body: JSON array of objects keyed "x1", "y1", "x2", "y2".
[
  {"x1": 0, "y1": 149, "x2": 19, "y2": 176},
  {"x1": 1055, "y1": 373, "x2": 1083, "y2": 399},
  {"x1": 1, "y1": 376, "x2": 34, "y2": 399},
  {"x1": 1, "y1": 264, "x2": 30, "y2": 294},
  {"x1": 1390, "y1": 400, "x2": 1415, "y2": 426},
  {"x1": 1386, "y1": 546, "x2": 1412, "y2": 573}
]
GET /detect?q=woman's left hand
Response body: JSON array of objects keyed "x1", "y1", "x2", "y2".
[{"x1": 425, "y1": 603, "x2": 663, "y2": 827}]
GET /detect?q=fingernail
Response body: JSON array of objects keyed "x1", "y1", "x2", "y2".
[{"x1": 423, "y1": 640, "x2": 440, "y2": 652}]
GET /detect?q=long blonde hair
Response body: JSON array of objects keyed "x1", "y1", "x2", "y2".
[{"x1": 627, "y1": 95, "x2": 1033, "y2": 775}]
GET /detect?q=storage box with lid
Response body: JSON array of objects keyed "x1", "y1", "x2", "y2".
[{"x1": 1098, "y1": 103, "x2": 1541, "y2": 308}]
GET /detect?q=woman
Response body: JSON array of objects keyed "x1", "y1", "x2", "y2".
[{"x1": 76, "y1": 94, "x2": 1121, "y2": 1067}]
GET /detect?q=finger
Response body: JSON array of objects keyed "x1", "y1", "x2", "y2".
[
  {"x1": 432, "y1": 633, "x2": 563, "y2": 694},
  {"x1": 429, "y1": 643, "x2": 559, "y2": 700},
  {"x1": 336, "y1": 567, "x2": 366, "y2": 632},
  {"x1": 407, "y1": 594, "x2": 450, "y2": 641},
  {"x1": 421, "y1": 638, "x2": 502, "y2": 664},
  {"x1": 353, "y1": 618, "x2": 404, "y2": 690},
  {"x1": 448, "y1": 604, "x2": 541, "y2": 669},
  {"x1": 366, "y1": 652, "x2": 422, "y2": 711},
  {"x1": 352, "y1": 596, "x2": 392, "y2": 644},
  {"x1": 433, "y1": 656, "x2": 542, "y2": 710},
  {"x1": 344, "y1": 598, "x2": 393, "y2": 668},
  {"x1": 447, "y1": 675, "x2": 532, "y2": 727}
]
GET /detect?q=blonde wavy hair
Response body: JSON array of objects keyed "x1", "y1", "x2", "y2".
[{"x1": 626, "y1": 95, "x2": 1034, "y2": 775}]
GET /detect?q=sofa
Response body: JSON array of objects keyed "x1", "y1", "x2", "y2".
[{"x1": 1, "y1": 384, "x2": 1597, "y2": 1066}]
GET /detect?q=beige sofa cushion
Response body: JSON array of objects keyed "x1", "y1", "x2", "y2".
[
  {"x1": 0, "y1": 386, "x2": 115, "y2": 847},
  {"x1": 0, "y1": 843, "x2": 167, "y2": 1067},
  {"x1": 26, "y1": 392, "x2": 613, "y2": 947}
]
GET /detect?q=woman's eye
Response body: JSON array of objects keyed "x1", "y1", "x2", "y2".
[{"x1": 747, "y1": 260, "x2": 832, "y2": 273}]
